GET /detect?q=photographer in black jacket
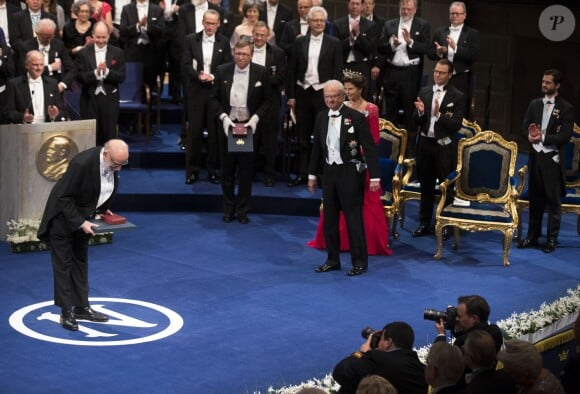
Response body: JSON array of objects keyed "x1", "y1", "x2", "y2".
[
  {"x1": 333, "y1": 321, "x2": 427, "y2": 394},
  {"x1": 433, "y1": 295, "x2": 503, "y2": 352}
]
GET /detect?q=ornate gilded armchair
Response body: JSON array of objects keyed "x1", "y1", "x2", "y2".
[
  {"x1": 517, "y1": 123, "x2": 580, "y2": 238},
  {"x1": 398, "y1": 119, "x2": 482, "y2": 229},
  {"x1": 434, "y1": 131, "x2": 519, "y2": 267},
  {"x1": 378, "y1": 119, "x2": 407, "y2": 239}
]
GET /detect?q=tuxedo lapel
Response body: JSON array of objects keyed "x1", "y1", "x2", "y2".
[
  {"x1": 301, "y1": 35, "x2": 309, "y2": 61},
  {"x1": 223, "y1": 64, "x2": 234, "y2": 105}
]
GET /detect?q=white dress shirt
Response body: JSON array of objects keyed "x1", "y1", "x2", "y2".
[
  {"x1": 97, "y1": 149, "x2": 115, "y2": 209},
  {"x1": 299, "y1": 34, "x2": 323, "y2": 90},
  {"x1": 266, "y1": 4, "x2": 277, "y2": 31},
  {"x1": 446, "y1": 24, "x2": 463, "y2": 64},
  {"x1": 201, "y1": 32, "x2": 214, "y2": 73},
  {"x1": 252, "y1": 45, "x2": 266, "y2": 66},
  {"x1": 230, "y1": 66, "x2": 250, "y2": 121},
  {"x1": 28, "y1": 75, "x2": 45, "y2": 123},
  {"x1": 427, "y1": 85, "x2": 447, "y2": 139},
  {"x1": 0, "y1": 5, "x2": 9, "y2": 44},
  {"x1": 326, "y1": 110, "x2": 343, "y2": 165},
  {"x1": 534, "y1": 96, "x2": 558, "y2": 155},
  {"x1": 391, "y1": 18, "x2": 418, "y2": 67}
]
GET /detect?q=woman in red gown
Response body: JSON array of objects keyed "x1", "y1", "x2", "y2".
[{"x1": 307, "y1": 73, "x2": 391, "y2": 255}]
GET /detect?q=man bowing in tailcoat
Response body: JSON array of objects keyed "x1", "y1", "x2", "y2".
[{"x1": 38, "y1": 139, "x2": 129, "y2": 331}]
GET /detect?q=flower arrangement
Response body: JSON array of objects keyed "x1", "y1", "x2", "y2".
[
  {"x1": 263, "y1": 286, "x2": 580, "y2": 393},
  {"x1": 6, "y1": 219, "x2": 41, "y2": 244},
  {"x1": 6, "y1": 218, "x2": 114, "y2": 253}
]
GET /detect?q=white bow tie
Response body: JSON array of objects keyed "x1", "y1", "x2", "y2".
[
  {"x1": 254, "y1": 47, "x2": 265, "y2": 53},
  {"x1": 203, "y1": 38, "x2": 214, "y2": 44},
  {"x1": 95, "y1": 47, "x2": 106, "y2": 53},
  {"x1": 235, "y1": 68, "x2": 248, "y2": 74},
  {"x1": 449, "y1": 26, "x2": 461, "y2": 32},
  {"x1": 39, "y1": 46, "x2": 49, "y2": 52},
  {"x1": 29, "y1": 78, "x2": 42, "y2": 84},
  {"x1": 311, "y1": 35, "x2": 322, "y2": 42}
]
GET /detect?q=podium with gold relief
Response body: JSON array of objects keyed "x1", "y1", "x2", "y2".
[{"x1": 0, "y1": 120, "x2": 96, "y2": 240}]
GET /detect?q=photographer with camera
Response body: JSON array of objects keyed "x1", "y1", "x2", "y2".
[
  {"x1": 332, "y1": 321, "x2": 427, "y2": 394},
  {"x1": 427, "y1": 295, "x2": 503, "y2": 352}
]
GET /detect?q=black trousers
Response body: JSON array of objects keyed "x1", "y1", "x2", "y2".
[
  {"x1": 527, "y1": 150, "x2": 563, "y2": 239},
  {"x1": 186, "y1": 87, "x2": 218, "y2": 176},
  {"x1": 322, "y1": 162, "x2": 367, "y2": 268},
  {"x1": 81, "y1": 93, "x2": 119, "y2": 145},
  {"x1": 295, "y1": 86, "x2": 325, "y2": 176},
  {"x1": 382, "y1": 64, "x2": 420, "y2": 154},
  {"x1": 416, "y1": 136, "x2": 455, "y2": 226},
  {"x1": 221, "y1": 149, "x2": 254, "y2": 218},
  {"x1": 48, "y1": 214, "x2": 91, "y2": 309}
]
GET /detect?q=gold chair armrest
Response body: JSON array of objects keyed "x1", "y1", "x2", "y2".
[{"x1": 401, "y1": 157, "x2": 416, "y2": 185}]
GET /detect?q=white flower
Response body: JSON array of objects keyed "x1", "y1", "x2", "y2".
[{"x1": 6, "y1": 218, "x2": 41, "y2": 244}]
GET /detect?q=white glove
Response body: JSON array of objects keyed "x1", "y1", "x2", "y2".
[
  {"x1": 222, "y1": 115, "x2": 235, "y2": 136},
  {"x1": 244, "y1": 114, "x2": 259, "y2": 134}
]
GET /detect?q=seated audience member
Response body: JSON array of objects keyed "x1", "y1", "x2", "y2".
[
  {"x1": 4, "y1": 50, "x2": 67, "y2": 123},
  {"x1": 497, "y1": 339, "x2": 565, "y2": 394},
  {"x1": 333, "y1": 321, "x2": 427, "y2": 394},
  {"x1": 62, "y1": 0, "x2": 96, "y2": 57},
  {"x1": 434, "y1": 295, "x2": 503, "y2": 352},
  {"x1": 561, "y1": 313, "x2": 580, "y2": 394},
  {"x1": 463, "y1": 330, "x2": 516, "y2": 394},
  {"x1": 424, "y1": 342, "x2": 465, "y2": 394},
  {"x1": 356, "y1": 375, "x2": 398, "y2": 394}
]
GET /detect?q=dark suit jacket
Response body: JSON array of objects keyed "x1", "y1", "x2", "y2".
[
  {"x1": 181, "y1": 30, "x2": 231, "y2": 104},
  {"x1": 38, "y1": 147, "x2": 119, "y2": 243},
  {"x1": 333, "y1": 16, "x2": 374, "y2": 65},
  {"x1": 309, "y1": 104, "x2": 380, "y2": 179},
  {"x1": 0, "y1": 27, "x2": 15, "y2": 87},
  {"x1": 466, "y1": 369, "x2": 516, "y2": 394},
  {"x1": 259, "y1": 2, "x2": 292, "y2": 47},
  {"x1": 377, "y1": 16, "x2": 430, "y2": 68},
  {"x1": 4, "y1": 74, "x2": 66, "y2": 123},
  {"x1": 209, "y1": 62, "x2": 271, "y2": 124},
  {"x1": 75, "y1": 43, "x2": 126, "y2": 98},
  {"x1": 333, "y1": 348, "x2": 427, "y2": 394},
  {"x1": 9, "y1": 8, "x2": 57, "y2": 49},
  {"x1": 261, "y1": 43, "x2": 286, "y2": 98},
  {"x1": 428, "y1": 25, "x2": 480, "y2": 74},
  {"x1": 279, "y1": 18, "x2": 336, "y2": 58},
  {"x1": 119, "y1": 1, "x2": 165, "y2": 58},
  {"x1": 176, "y1": 2, "x2": 224, "y2": 46},
  {"x1": 522, "y1": 94, "x2": 575, "y2": 194},
  {"x1": 17, "y1": 37, "x2": 76, "y2": 87},
  {"x1": 366, "y1": 13, "x2": 386, "y2": 69},
  {"x1": 286, "y1": 33, "x2": 343, "y2": 100},
  {"x1": 415, "y1": 83, "x2": 465, "y2": 140}
]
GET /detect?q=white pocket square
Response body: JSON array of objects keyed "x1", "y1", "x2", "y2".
[
  {"x1": 255, "y1": 81, "x2": 262, "y2": 87},
  {"x1": 447, "y1": 103, "x2": 454, "y2": 108},
  {"x1": 347, "y1": 126, "x2": 354, "y2": 134}
]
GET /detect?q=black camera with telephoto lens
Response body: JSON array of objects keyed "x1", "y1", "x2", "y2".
[
  {"x1": 423, "y1": 306, "x2": 458, "y2": 330},
  {"x1": 361, "y1": 327, "x2": 383, "y2": 349}
]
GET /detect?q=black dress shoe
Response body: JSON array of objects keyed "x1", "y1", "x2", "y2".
[
  {"x1": 208, "y1": 174, "x2": 221, "y2": 184},
  {"x1": 347, "y1": 266, "x2": 367, "y2": 276},
  {"x1": 287, "y1": 176, "x2": 307, "y2": 187},
  {"x1": 185, "y1": 172, "x2": 199, "y2": 184},
  {"x1": 518, "y1": 236, "x2": 539, "y2": 249},
  {"x1": 412, "y1": 225, "x2": 431, "y2": 237},
  {"x1": 60, "y1": 310, "x2": 78, "y2": 331},
  {"x1": 238, "y1": 216, "x2": 250, "y2": 224},
  {"x1": 73, "y1": 306, "x2": 109, "y2": 322},
  {"x1": 264, "y1": 177, "x2": 275, "y2": 187},
  {"x1": 543, "y1": 238, "x2": 557, "y2": 253},
  {"x1": 315, "y1": 263, "x2": 341, "y2": 273},
  {"x1": 223, "y1": 215, "x2": 234, "y2": 223}
]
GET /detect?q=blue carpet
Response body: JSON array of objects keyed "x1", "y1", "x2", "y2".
[{"x1": 1, "y1": 208, "x2": 579, "y2": 393}]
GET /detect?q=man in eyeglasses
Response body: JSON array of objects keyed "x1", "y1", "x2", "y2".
[
  {"x1": 411, "y1": 58, "x2": 465, "y2": 239},
  {"x1": 428, "y1": 1, "x2": 480, "y2": 120},
  {"x1": 38, "y1": 139, "x2": 129, "y2": 331}
]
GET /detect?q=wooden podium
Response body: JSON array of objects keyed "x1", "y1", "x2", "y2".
[{"x1": 0, "y1": 120, "x2": 96, "y2": 240}]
